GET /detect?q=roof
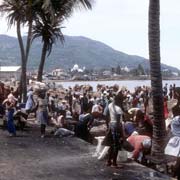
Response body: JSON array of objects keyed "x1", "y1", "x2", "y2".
[{"x1": 0, "y1": 66, "x2": 21, "y2": 72}]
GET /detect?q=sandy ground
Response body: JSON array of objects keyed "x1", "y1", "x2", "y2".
[{"x1": 0, "y1": 120, "x2": 175, "y2": 180}]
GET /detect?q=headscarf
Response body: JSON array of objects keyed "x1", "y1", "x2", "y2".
[{"x1": 142, "y1": 138, "x2": 152, "y2": 149}]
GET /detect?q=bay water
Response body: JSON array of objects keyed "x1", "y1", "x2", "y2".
[{"x1": 56, "y1": 80, "x2": 180, "y2": 92}]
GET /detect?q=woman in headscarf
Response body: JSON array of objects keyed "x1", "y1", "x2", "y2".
[{"x1": 25, "y1": 87, "x2": 35, "y2": 114}]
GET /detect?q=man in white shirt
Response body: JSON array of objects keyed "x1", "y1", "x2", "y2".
[{"x1": 105, "y1": 90, "x2": 125, "y2": 168}]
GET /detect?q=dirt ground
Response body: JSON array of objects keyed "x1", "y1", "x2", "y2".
[{"x1": 0, "y1": 120, "x2": 175, "y2": 180}]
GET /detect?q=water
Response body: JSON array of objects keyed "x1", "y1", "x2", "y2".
[{"x1": 56, "y1": 80, "x2": 180, "y2": 92}]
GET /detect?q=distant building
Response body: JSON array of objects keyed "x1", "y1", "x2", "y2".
[
  {"x1": 0, "y1": 66, "x2": 21, "y2": 81},
  {"x1": 71, "y1": 64, "x2": 85, "y2": 72},
  {"x1": 172, "y1": 72, "x2": 178, "y2": 76},
  {"x1": 52, "y1": 68, "x2": 64, "y2": 77},
  {"x1": 51, "y1": 68, "x2": 69, "y2": 80},
  {"x1": 103, "y1": 70, "x2": 112, "y2": 76},
  {"x1": 121, "y1": 66, "x2": 130, "y2": 72},
  {"x1": 71, "y1": 64, "x2": 79, "y2": 72}
]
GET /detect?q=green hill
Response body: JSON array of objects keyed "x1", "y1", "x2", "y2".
[{"x1": 0, "y1": 34, "x2": 179, "y2": 73}]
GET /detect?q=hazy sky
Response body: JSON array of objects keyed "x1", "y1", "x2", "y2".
[{"x1": 0, "y1": 0, "x2": 180, "y2": 69}]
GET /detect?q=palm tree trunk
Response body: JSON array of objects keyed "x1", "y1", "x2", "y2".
[
  {"x1": 17, "y1": 20, "x2": 27, "y2": 103},
  {"x1": 25, "y1": 0, "x2": 33, "y2": 63},
  {"x1": 17, "y1": 14, "x2": 33, "y2": 103},
  {"x1": 148, "y1": 0, "x2": 166, "y2": 156},
  {"x1": 37, "y1": 42, "x2": 48, "y2": 82},
  {"x1": 25, "y1": 19, "x2": 33, "y2": 63}
]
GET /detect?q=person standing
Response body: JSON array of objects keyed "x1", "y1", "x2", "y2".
[
  {"x1": 3, "y1": 93, "x2": 17, "y2": 136},
  {"x1": 36, "y1": 90, "x2": 49, "y2": 138},
  {"x1": 0, "y1": 82, "x2": 5, "y2": 121},
  {"x1": 72, "y1": 93, "x2": 81, "y2": 121},
  {"x1": 104, "y1": 90, "x2": 125, "y2": 168},
  {"x1": 165, "y1": 87, "x2": 180, "y2": 180},
  {"x1": 163, "y1": 83, "x2": 168, "y2": 96},
  {"x1": 172, "y1": 84, "x2": 176, "y2": 99},
  {"x1": 80, "y1": 92, "x2": 89, "y2": 114},
  {"x1": 169, "y1": 84, "x2": 173, "y2": 99},
  {"x1": 25, "y1": 87, "x2": 35, "y2": 114}
]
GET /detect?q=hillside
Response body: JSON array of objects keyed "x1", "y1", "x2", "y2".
[{"x1": 0, "y1": 34, "x2": 179, "y2": 73}]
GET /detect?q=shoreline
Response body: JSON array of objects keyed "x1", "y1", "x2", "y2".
[
  {"x1": 2, "y1": 76, "x2": 180, "y2": 84},
  {"x1": 44, "y1": 77, "x2": 180, "y2": 83}
]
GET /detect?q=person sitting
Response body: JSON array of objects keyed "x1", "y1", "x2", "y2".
[
  {"x1": 51, "y1": 114, "x2": 74, "y2": 137},
  {"x1": 133, "y1": 109, "x2": 153, "y2": 137},
  {"x1": 51, "y1": 114, "x2": 66, "y2": 129},
  {"x1": 13, "y1": 109, "x2": 28, "y2": 130},
  {"x1": 75, "y1": 106, "x2": 94, "y2": 142},
  {"x1": 91, "y1": 101, "x2": 103, "y2": 119}
]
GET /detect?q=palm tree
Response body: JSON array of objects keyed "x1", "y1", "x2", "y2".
[
  {"x1": 0, "y1": 0, "x2": 93, "y2": 99},
  {"x1": 148, "y1": 0, "x2": 166, "y2": 156},
  {"x1": 0, "y1": 0, "x2": 35, "y2": 102},
  {"x1": 33, "y1": 17, "x2": 64, "y2": 82},
  {"x1": 33, "y1": 0, "x2": 93, "y2": 82}
]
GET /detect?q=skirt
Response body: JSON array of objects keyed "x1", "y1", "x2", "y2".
[{"x1": 37, "y1": 111, "x2": 48, "y2": 125}]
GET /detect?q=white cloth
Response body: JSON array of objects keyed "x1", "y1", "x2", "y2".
[
  {"x1": 25, "y1": 91, "x2": 34, "y2": 110},
  {"x1": 165, "y1": 136, "x2": 180, "y2": 157},
  {"x1": 92, "y1": 136, "x2": 109, "y2": 160},
  {"x1": 54, "y1": 128, "x2": 74, "y2": 137}
]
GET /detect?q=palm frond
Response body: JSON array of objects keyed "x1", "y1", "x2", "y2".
[
  {"x1": 32, "y1": 14, "x2": 64, "y2": 56},
  {"x1": 0, "y1": 0, "x2": 29, "y2": 27},
  {"x1": 78, "y1": 0, "x2": 93, "y2": 9}
]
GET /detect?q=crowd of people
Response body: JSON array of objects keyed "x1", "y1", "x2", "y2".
[{"x1": 0, "y1": 80, "x2": 180, "y2": 179}]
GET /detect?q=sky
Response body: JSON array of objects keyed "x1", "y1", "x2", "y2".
[{"x1": 0, "y1": 0, "x2": 180, "y2": 69}]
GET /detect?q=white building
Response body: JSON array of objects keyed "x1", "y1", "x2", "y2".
[
  {"x1": 103, "y1": 70, "x2": 112, "y2": 76},
  {"x1": 0, "y1": 66, "x2": 21, "y2": 81},
  {"x1": 121, "y1": 66, "x2": 130, "y2": 72},
  {"x1": 51, "y1": 68, "x2": 69, "y2": 80},
  {"x1": 52, "y1": 68, "x2": 65, "y2": 76},
  {"x1": 71, "y1": 64, "x2": 85, "y2": 72}
]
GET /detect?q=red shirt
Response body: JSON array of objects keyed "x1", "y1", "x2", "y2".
[{"x1": 127, "y1": 135, "x2": 151, "y2": 159}]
